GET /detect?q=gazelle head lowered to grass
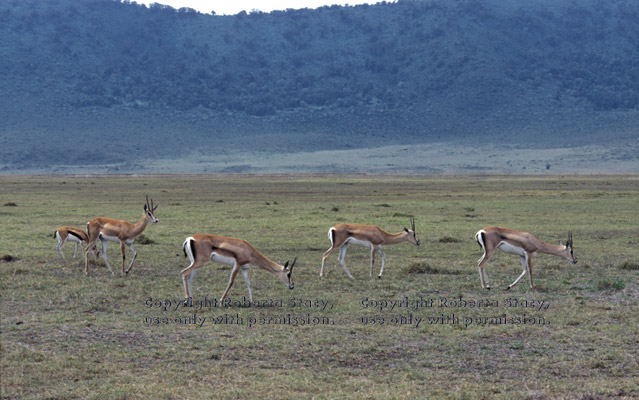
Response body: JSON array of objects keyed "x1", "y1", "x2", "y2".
[
  {"x1": 560, "y1": 231, "x2": 577, "y2": 264},
  {"x1": 403, "y1": 217, "x2": 420, "y2": 246}
]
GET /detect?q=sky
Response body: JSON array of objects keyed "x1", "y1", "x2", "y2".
[{"x1": 136, "y1": 0, "x2": 385, "y2": 15}]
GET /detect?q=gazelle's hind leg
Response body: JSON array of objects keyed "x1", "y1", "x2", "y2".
[
  {"x1": 181, "y1": 260, "x2": 204, "y2": 304},
  {"x1": 507, "y1": 255, "x2": 529, "y2": 290},
  {"x1": 475, "y1": 234, "x2": 493, "y2": 290},
  {"x1": 338, "y1": 244, "x2": 354, "y2": 279},
  {"x1": 320, "y1": 246, "x2": 337, "y2": 278}
]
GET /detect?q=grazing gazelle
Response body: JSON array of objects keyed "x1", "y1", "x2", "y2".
[
  {"x1": 84, "y1": 196, "x2": 158, "y2": 275},
  {"x1": 181, "y1": 234, "x2": 296, "y2": 303},
  {"x1": 474, "y1": 227, "x2": 577, "y2": 290},
  {"x1": 320, "y1": 218, "x2": 420, "y2": 279},
  {"x1": 54, "y1": 226, "x2": 99, "y2": 259}
]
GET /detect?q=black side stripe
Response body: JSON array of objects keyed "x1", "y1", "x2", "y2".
[{"x1": 68, "y1": 231, "x2": 83, "y2": 241}]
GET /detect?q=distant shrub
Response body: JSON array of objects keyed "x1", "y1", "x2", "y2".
[
  {"x1": 3, "y1": 202, "x2": 17, "y2": 207},
  {"x1": 1, "y1": 254, "x2": 18, "y2": 262},
  {"x1": 618, "y1": 261, "x2": 639, "y2": 271}
]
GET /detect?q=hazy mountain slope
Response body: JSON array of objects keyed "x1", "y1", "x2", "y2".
[{"x1": 0, "y1": 0, "x2": 638, "y2": 172}]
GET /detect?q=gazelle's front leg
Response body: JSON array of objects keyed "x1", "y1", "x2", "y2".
[
  {"x1": 241, "y1": 268, "x2": 253, "y2": 302},
  {"x1": 369, "y1": 245, "x2": 376, "y2": 277},
  {"x1": 376, "y1": 246, "x2": 386, "y2": 279},
  {"x1": 338, "y1": 244, "x2": 354, "y2": 279},
  {"x1": 526, "y1": 257, "x2": 534, "y2": 290},
  {"x1": 124, "y1": 242, "x2": 137, "y2": 274},
  {"x1": 220, "y1": 262, "x2": 241, "y2": 302},
  {"x1": 56, "y1": 238, "x2": 66, "y2": 259},
  {"x1": 507, "y1": 255, "x2": 529, "y2": 290}
]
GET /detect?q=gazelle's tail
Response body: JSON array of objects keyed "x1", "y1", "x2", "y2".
[
  {"x1": 182, "y1": 237, "x2": 196, "y2": 262},
  {"x1": 475, "y1": 230, "x2": 487, "y2": 264},
  {"x1": 328, "y1": 227, "x2": 336, "y2": 247}
]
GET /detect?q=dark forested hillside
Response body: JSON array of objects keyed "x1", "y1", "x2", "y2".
[{"x1": 1, "y1": 0, "x2": 638, "y2": 172}]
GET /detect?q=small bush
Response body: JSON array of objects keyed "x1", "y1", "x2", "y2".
[
  {"x1": 438, "y1": 236, "x2": 461, "y2": 243},
  {"x1": 597, "y1": 278, "x2": 626, "y2": 291},
  {"x1": 1, "y1": 254, "x2": 18, "y2": 262},
  {"x1": 135, "y1": 234, "x2": 156, "y2": 245},
  {"x1": 3, "y1": 202, "x2": 17, "y2": 207},
  {"x1": 406, "y1": 262, "x2": 440, "y2": 274}
]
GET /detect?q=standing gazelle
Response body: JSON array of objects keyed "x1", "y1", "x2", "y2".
[
  {"x1": 181, "y1": 234, "x2": 296, "y2": 303},
  {"x1": 84, "y1": 196, "x2": 158, "y2": 275},
  {"x1": 320, "y1": 218, "x2": 420, "y2": 279},
  {"x1": 475, "y1": 227, "x2": 577, "y2": 290},
  {"x1": 54, "y1": 226, "x2": 99, "y2": 259}
]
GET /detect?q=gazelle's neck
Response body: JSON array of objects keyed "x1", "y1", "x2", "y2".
[
  {"x1": 130, "y1": 214, "x2": 149, "y2": 237},
  {"x1": 538, "y1": 241, "x2": 567, "y2": 257},
  {"x1": 384, "y1": 231, "x2": 410, "y2": 245}
]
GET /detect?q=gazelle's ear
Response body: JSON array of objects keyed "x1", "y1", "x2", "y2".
[
  {"x1": 403, "y1": 227, "x2": 409, "y2": 232},
  {"x1": 144, "y1": 204, "x2": 148, "y2": 211}
]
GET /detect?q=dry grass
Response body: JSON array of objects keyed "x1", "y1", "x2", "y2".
[{"x1": 1, "y1": 174, "x2": 638, "y2": 399}]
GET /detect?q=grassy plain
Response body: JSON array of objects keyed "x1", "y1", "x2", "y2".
[{"x1": 1, "y1": 174, "x2": 638, "y2": 399}]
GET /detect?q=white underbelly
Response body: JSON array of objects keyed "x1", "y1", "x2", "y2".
[
  {"x1": 210, "y1": 252, "x2": 237, "y2": 266},
  {"x1": 497, "y1": 241, "x2": 527, "y2": 257},
  {"x1": 66, "y1": 234, "x2": 83, "y2": 244},
  {"x1": 345, "y1": 238, "x2": 373, "y2": 248},
  {"x1": 99, "y1": 234, "x2": 121, "y2": 243}
]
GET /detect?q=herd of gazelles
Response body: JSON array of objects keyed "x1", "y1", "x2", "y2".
[{"x1": 54, "y1": 196, "x2": 578, "y2": 304}]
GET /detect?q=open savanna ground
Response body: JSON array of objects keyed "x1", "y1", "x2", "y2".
[{"x1": 1, "y1": 174, "x2": 638, "y2": 399}]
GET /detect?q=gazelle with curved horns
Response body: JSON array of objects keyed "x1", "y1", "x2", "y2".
[
  {"x1": 54, "y1": 226, "x2": 99, "y2": 259},
  {"x1": 181, "y1": 234, "x2": 296, "y2": 304},
  {"x1": 474, "y1": 227, "x2": 577, "y2": 290},
  {"x1": 84, "y1": 196, "x2": 158, "y2": 275},
  {"x1": 320, "y1": 217, "x2": 420, "y2": 279}
]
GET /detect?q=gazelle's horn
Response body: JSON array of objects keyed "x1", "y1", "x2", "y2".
[{"x1": 289, "y1": 257, "x2": 297, "y2": 273}]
